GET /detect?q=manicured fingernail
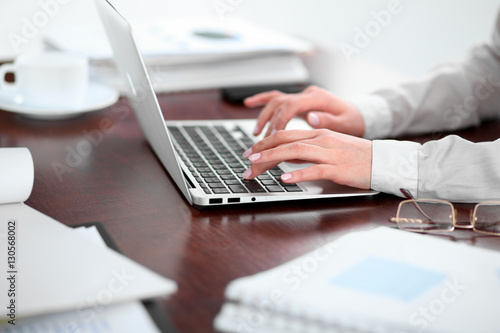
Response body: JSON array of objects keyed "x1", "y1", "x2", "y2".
[
  {"x1": 253, "y1": 125, "x2": 261, "y2": 136},
  {"x1": 248, "y1": 153, "x2": 261, "y2": 162},
  {"x1": 271, "y1": 129, "x2": 277, "y2": 135},
  {"x1": 281, "y1": 173, "x2": 292, "y2": 181},
  {"x1": 243, "y1": 148, "x2": 252, "y2": 158},
  {"x1": 308, "y1": 112, "x2": 319, "y2": 127},
  {"x1": 242, "y1": 169, "x2": 252, "y2": 179}
]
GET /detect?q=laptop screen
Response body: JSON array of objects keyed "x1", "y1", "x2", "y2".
[{"x1": 93, "y1": 0, "x2": 193, "y2": 203}]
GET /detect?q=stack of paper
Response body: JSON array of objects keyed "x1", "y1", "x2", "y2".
[
  {"x1": 0, "y1": 148, "x2": 177, "y2": 332},
  {"x1": 214, "y1": 227, "x2": 500, "y2": 333},
  {"x1": 44, "y1": 17, "x2": 313, "y2": 93}
]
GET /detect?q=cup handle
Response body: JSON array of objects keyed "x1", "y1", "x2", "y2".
[{"x1": 0, "y1": 63, "x2": 18, "y2": 91}]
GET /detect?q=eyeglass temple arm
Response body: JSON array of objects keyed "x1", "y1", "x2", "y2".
[
  {"x1": 396, "y1": 188, "x2": 436, "y2": 223},
  {"x1": 400, "y1": 188, "x2": 414, "y2": 200}
]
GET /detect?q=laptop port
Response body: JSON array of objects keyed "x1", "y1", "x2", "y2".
[{"x1": 209, "y1": 198, "x2": 223, "y2": 204}]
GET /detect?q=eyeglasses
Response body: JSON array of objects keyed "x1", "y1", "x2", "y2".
[{"x1": 389, "y1": 189, "x2": 500, "y2": 236}]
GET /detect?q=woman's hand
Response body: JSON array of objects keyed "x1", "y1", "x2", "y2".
[
  {"x1": 242, "y1": 129, "x2": 373, "y2": 190},
  {"x1": 244, "y1": 85, "x2": 366, "y2": 138}
]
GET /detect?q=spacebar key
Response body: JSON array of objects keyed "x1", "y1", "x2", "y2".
[{"x1": 243, "y1": 180, "x2": 266, "y2": 193}]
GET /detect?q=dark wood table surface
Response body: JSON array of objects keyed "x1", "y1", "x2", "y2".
[{"x1": 1, "y1": 88, "x2": 500, "y2": 332}]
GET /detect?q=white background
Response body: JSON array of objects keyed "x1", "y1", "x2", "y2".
[{"x1": 1, "y1": 0, "x2": 499, "y2": 77}]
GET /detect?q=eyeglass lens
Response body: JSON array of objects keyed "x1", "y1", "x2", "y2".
[
  {"x1": 474, "y1": 203, "x2": 500, "y2": 234},
  {"x1": 397, "y1": 200, "x2": 454, "y2": 232}
]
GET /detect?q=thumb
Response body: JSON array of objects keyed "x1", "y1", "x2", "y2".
[{"x1": 307, "y1": 112, "x2": 339, "y2": 130}]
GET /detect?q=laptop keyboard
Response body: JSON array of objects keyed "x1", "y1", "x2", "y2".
[{"x1": 167, "y1": 125, "x2": 303, "y2": 195}]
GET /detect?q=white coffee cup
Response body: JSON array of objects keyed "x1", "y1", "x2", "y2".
[{"x1": 0, "y1": 52, "x2": 89, "y2": 108}]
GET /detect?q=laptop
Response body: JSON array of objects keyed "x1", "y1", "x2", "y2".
[{"x1": 94, "y1": 0, "x2": 378, "y2": 207}]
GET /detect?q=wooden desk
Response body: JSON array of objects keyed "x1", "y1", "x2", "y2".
[{"x1": 1, "y1": 89, "x2": 500, "y2": 332}]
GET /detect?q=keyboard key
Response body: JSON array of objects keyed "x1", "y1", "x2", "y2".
[
  {"x1": 266, "y1": 185, "x2": 285, "y2": 192},
  {"x1": 269, "y1": 169, "x2": 283, "y2": 176},
  {"x1": 242, "y1": 180, "x2": 266, "y2": 193},
  {"x1": 205, "y1": 178, "x2": 221, "y2": 183},
  {"x1": 229, "y1": 185, "x2": 248, "y2": 193},
  {"x1": 228, "y1": 162, "x2": 243, "y2": 168},
  {"x1": 213, "y1": 188, "x2": 230, "y2": 194},
  {"x1": 200, "y1": 173, "x2": 216, "y2": 178},
  {"x1": 208, "y1": 183, "x2": 226, "y2": 188},
  {"x1": 284, "y1": 185, "x2": 302, "y2": 192},
  {"x1": 224, "y1": 180, "x2": 242, "y2": 185}
]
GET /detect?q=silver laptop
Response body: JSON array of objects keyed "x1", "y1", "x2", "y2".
[{"x1": 94, "y1": 0, "x2": 377, "y2": 207}]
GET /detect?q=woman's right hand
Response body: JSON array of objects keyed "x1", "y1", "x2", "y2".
[{"x1": 244, "y1": 85, "x2": 366, "y2": 138}]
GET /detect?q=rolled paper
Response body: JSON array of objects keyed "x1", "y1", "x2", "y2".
[{"x1": 0, "y1": 147, "x2": 34, "y2": 204}]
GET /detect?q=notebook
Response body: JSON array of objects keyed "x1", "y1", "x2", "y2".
[
  {"x1": 93, "y1": 0, "x2": 377, "y2": 207},
  {"x1": 214, "y1": 227, "x2": 500, "y2": 333}
]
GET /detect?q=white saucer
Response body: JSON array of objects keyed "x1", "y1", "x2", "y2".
[{"x1": 0, "y1": 83, "x2": 119, "y2": 120}]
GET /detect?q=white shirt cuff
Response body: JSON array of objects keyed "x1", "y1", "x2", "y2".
[
  {"x1": 348, "y1": 95, "x2": 393, "y2": 139},
  {"x1": 371, "y1": 140, "x2": 420, "y2": 198}
]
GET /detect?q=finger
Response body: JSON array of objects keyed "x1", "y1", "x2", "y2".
[
  {"x1": 307, "y1": 111, "x2": 364, "y2": 137},
  {"x1": 281, "y1": 164, "x2": 370, "y2": 189},
  {"x1": 265, "y1": 93, "x2": 322, "y2": 137},
  {"x1": 248, "y1": 130, "x2": 323, "y2": 156},
  {"x1": 253, "y1": 96, "x2": 289, "y2": 136},
  {"x1": 243, "y1": 90, "x2": 283, "y2": 108},
  {"x1": 254, "y1": 86, "x2": 332, "y2": 137},
  {"x1": 248, "y1": 142, "x2": 331, "y2": 166},
  {"x1": 241, "y1": 162, "x2": 279, "y2": 180},
  {"x1": 280, "y1": 164, "x2": 337, "y2": 183}
]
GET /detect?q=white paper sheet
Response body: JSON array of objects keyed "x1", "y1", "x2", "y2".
[
  {"x1": 0, "y1": 203, "x2": 177, "y2": 321},
  {"x1": 0, "y1": 302, "x2": 161, "y2": 333},
  {"x1": 0, "y1": 226, "x2": 162, "y2": 333}
]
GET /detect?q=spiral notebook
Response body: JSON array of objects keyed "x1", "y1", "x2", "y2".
[{"x1": 213, "y1": 227, "x2": 500, "y2": 333}]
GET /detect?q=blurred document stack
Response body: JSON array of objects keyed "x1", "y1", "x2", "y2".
[
  {"x1": 44, "y1": 17, "x2": 313, "y2": 93},
  {"x1": 0, "y1": 148, "x2": 177, "y2": 333}
]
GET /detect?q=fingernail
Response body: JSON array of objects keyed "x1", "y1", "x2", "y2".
[
  {"x1": 271, "y1": 129, "x2": 277, "y2": 135},
  {"x1": 243, "y1": 148, "x2": 252, "y2": 158},
  {"x1": 242, "y1": 169, "x2": 252, "y2": 179},
  {"x1": 281, "y1": 173, "x2": 292, "y2": 181},
  {"x1": 308, "y1": 112, "x2": 319, "y2": 127},
  {"x1": 253, "y1": 125, "x2": 260, "y2": 136},
  {"x1": 248, "y1": 153, "x2": 261, "y2": 162}
]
